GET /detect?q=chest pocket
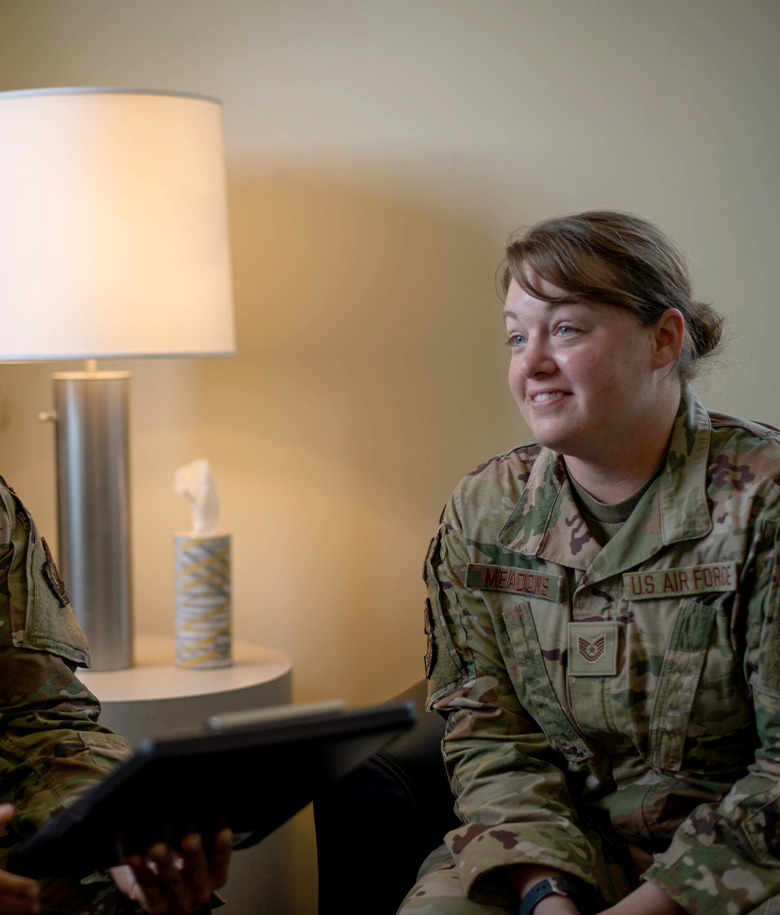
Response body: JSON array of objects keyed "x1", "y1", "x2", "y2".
[
  {"x1": 502, "y1": 600, "x2": 595, "y2": 766},
  {"x1": 648, "y1": 598, "x2": 716, "y2": 772}
]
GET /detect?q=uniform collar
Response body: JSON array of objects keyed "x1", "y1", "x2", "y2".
[{"x1": 496, "y1": 384, "x2": 713, "y2": 579}]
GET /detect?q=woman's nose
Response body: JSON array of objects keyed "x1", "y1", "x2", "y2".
[{"x1": 521, "y1": 336, "x2": 555, "y2": 377}]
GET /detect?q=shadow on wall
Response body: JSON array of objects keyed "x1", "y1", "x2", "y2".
[
  {"x1": 110, "y1": 164, "x2": 527, "y2": 703},
  {"x1": 227, "y1": 162, "x2": 515, "y2": 493}
]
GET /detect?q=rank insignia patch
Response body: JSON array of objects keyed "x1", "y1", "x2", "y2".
[
  {"x1": 578, "y1": 634, "x2": 606, "y2": 663},
  {"x1": 568, "y1": 622, "x2": 619, "y2": 676}
]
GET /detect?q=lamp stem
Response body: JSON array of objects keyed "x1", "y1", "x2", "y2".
[{"x1": 52, "y1": 370, "x2": 134, "y2": 670}]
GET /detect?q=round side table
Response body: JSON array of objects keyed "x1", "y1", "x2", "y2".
[
  {"x1": 79, "y1": 634, "x2": 293, "y2": 746},
  {"x1": 80, "y1": 634, "x2": 295, "y2": 915}
]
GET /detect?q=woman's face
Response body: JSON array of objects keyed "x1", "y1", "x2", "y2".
[{"x1": 503, "y1": 277, "x2": 664, "y2": 463}]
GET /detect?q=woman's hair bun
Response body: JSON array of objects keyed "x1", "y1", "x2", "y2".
[{"x1": 688, "y1": 300, "x2": 724, "y2": 360}]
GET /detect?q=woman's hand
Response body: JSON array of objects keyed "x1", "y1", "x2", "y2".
[
  {"x1": 533, "y1": 895, "x2": 581, "y2": 915},
  {"x1": 600, "y1": 882, "x2": 687, "y2": 915},
  {"x1": 110, "y1": 828, "x2": 233, "y2": 915},
  {"x1": 0, "y1": 806, "x2": 40, "y2": 915},
  {"x1": 0, "y1": 870, "x2": 39, "y2": 915}
]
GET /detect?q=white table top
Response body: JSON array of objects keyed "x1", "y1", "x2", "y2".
[{"x1": 79, "y1": 634, "x2": 293, "y2": 702}]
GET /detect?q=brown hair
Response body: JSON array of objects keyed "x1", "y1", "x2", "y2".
[{"x1": 500, "y1": 211, "x2": 723, "y2": 380}]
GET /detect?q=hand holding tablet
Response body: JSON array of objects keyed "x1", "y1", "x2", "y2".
[{"x1": 8, "y1": 701, "x2": 415, "y2": 879}]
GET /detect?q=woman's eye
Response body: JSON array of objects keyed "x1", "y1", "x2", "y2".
[
  {"x1": 506, "y1": 333, "x2": 525, "y2": 347},
  {"x1": 556, "y1": 324, "x2": 577, "y2": 337}
]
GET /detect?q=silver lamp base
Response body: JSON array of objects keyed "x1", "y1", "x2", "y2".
[{"x1": 52, "y1": 371, "x2": 134, "y2": 671}]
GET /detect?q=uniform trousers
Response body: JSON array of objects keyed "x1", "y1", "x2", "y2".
[
  {"x1": 398, "y1": 844, "x2": 780, "y2": 915},
  {"x1": 397, "y1": 843, "x2": 517, "y2": 915}
]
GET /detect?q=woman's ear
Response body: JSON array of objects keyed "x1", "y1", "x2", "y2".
[{"x1": 651, "y1": 308, "x2": 685, "y2": 370}]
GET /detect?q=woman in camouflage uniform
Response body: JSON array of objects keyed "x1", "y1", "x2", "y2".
[
  {"x1": 0, "y1": 477, "x2": 232, "y2": 914},
  {"x1": 401, "y1": 212, "x2": 780, "y2": 915}
]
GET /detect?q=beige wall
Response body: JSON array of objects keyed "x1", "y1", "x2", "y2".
[{"x1": 1, "y1": 0, "x2": 779, "y2": 909}]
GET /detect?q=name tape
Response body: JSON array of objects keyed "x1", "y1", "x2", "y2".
[
  {"x1": 623, "y1": 562, "x2": 739, "y2": 600},
  {"x1": 466, "y1": 564, "x2": 562, "y2": 602}
]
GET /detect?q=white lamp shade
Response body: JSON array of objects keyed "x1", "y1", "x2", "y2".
[{"x1": 0, "y1": 88, "x2": 235, "y2": 360}]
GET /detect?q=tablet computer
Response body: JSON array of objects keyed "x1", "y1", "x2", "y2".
[{"x1": 8, "y1": 699, "x2": 415, "y2": 878}]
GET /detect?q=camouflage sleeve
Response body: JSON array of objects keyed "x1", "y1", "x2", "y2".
[
  {"x1": 424, "y1": 494, "x2": 605, "y2": 901},
  {"x1": 643, "y1": 519, "x2": 780, "y2": 914},
  {"x1": 0, "y1": 482, "x2": 131, "y2": 868}
]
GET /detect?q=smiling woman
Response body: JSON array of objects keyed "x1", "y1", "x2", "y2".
[
  {"x1": 399, "y1": 212, "x2": 780, "y2": 915},
  {"x1": 500, "y1": 212, "x2": 723, "y2": 501},
  {"x1": 502, "y1": 287, "x2": 678, "y2": 500}
]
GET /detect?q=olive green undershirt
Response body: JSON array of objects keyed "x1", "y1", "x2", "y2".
[{"x1": 566, "y1": 467, "x2": 659, "y2": 546}]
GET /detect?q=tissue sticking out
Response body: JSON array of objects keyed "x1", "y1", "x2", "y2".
[
  {"x1": 173, "y1": 459, "x2": 220, "y2": 535},
  {"x1": 173, "y1": 458, "x2": 231, "y2": 668}
]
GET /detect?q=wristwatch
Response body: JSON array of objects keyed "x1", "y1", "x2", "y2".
[{"x1": 518, "y1": 876, "x2": 589, "y2": 915}]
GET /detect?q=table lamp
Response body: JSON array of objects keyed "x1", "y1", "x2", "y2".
[{"x1": 0, "y1": 87, "x2": 236, "y2": 671}]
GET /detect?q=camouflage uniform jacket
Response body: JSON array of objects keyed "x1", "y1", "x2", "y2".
[
  {"x1": 424, "y1": 385, "x2": 780, "y2": 915},
  {"x1": 0, "y1": 475, "x2": 131, "y2": 867}
]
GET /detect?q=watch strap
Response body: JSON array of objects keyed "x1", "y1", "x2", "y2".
[{"x1": 518, "y1": 876, "x2": 587, "y2": 915}]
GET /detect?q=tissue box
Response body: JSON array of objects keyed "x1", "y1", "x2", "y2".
[{"x1": 173, "y1": 533, "x2": 232, "y2": 669}]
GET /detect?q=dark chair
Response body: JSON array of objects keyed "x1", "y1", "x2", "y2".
[{"x1": 313, "y1": 680, "x2": 459, "y2": 915}]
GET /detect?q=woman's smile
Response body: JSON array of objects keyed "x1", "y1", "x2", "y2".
[{"x1": 528, "y1": 390, "x2": 571, "y2": 405}]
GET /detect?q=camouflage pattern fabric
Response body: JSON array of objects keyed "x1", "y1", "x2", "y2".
[
  {"x1": 417, "y1": 384, "x2": 780, "y2": 915},
  {"x1": 399, "y1": 842, "x2": 516, "y2": 913},
  {"x1": 0, "y1": 475, "x2": 140, "y2": 912}
]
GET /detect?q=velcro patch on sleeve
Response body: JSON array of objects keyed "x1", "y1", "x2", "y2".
[
  {"x1": 623, "y1": 562, "x2": 739, "y2": 601},
  {"x1": 466, "y1": 563, "x2": 562, "y2": 602},
  {"x1": 41, "y1": 536, "x2": 70, "y2": 607}
]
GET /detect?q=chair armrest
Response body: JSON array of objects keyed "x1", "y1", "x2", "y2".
[{"x1": 314, "y1": 680, "x2": 458, "y2": 915}]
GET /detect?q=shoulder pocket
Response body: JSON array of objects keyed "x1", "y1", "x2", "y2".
[
  {"x1": 423, "y1": 525, "x2": 472, "y2": 705},
  {"x1": 7, "y1": 502, "x2": 90, "y2": 667}
]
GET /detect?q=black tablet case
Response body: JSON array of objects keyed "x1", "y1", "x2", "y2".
[{"x1": 8, "y1": 701, "x2": 415, "y2": 878}]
